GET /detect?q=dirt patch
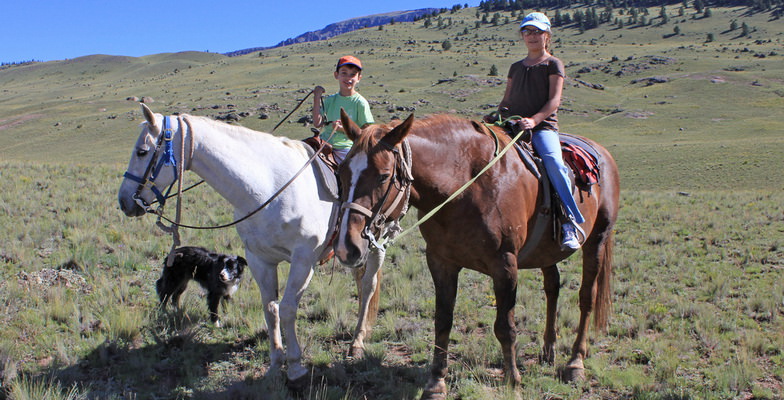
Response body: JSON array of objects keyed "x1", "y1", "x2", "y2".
[
  {"x1": 0, "y1": 114, "x2": 44, "y2": 131},
  {"x1": 625, "y1": 111, "x2": 654, "y2": 119},
  {"x1": 17, "y1": 268, "x2": 93, "y2": 294}
]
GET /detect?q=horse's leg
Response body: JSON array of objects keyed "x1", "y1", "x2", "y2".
[
  {"x1": 540, "y1": 265, "x2": 560, "y2": 364},
  {"x1": 491, "y1": 252, "x2": 522, "y2": 386},
  {"x1": 349, "y1": 247, "x2": 384, "y2": 358},
  {"x1": 564, "y1": 231, "x2": 613, "y2": 382},
  {"x1": 278, "y1": 252, "x2": 315, "y2": 384},
  {"x1": 422, "y1": 254, "x2": 460, "y2": 400},
  {"x1": 246, "y1": 253, "x2": 284, "y2": 373}
]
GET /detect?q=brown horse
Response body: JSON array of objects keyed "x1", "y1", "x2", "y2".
[{"x1": 334, "y1": 111, "x2": 619, "y2": 399}]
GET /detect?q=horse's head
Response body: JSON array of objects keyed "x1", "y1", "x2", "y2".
[
  {"x1": 117, "y1": 104, "x2": 183, "y2": 217},
  {"x1": 335, "y1": 109, "x2": 415, "y2": 267}
]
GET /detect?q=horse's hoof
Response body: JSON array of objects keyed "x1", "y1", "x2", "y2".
[
  {"x1": 348, "y1": 345, "x2": 365, "y2": 359},
  {"x1": 559, "y1": 366, "x2": 586, "y2": 382},
  {"x1": 420, "y1": 378, "x2": 447, "y2": 400},
  {"x1": 506, "y1": 369, "x2": 522, "y2": 387},
  {"x1": 420, "y1": 389, "x2": 447, "y2": 400},
  {"x1": 286, "y1": 372, "x2": 310, "y2": 392}
]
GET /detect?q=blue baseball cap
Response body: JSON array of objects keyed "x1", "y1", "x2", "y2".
[{"x1": 520, "y1": 12, "x2": 551, "y2": 32}]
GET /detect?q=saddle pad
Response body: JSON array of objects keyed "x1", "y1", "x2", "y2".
[
  {"x1": 313, "y1": 156, "x2": 339, "y2": 202},
  {"x1": 560, "y1": 133, "x2": 601, "y2": 188},
  {"x1": 301, "y1": 137, "x2": 340, "y2": 201}
]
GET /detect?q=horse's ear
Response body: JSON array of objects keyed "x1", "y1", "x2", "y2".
[
  {"x1": 382, "y1": 113, "x2": 415, "y2": 146},
  {"x1": 140, "y1": 103, "x2": 158, "y2": 130},
  {"x1": 340, "y1": 108, "x2": 362, "y2": 142}
]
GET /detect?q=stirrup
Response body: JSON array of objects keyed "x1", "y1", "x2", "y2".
[{"x1": 573, "y1": 221, "x2": 586, "y2": 244}]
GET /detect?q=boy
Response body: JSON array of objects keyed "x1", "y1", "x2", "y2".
[{"x1": 312, "y1": 55, "x2": 374, "y2": 164}]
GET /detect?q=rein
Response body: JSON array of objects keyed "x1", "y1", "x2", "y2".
[
  {"x1": 156, "y1": 133, "x2": 331, "y2": 231},
  {"x1": 126, "y1": 112, "x2": 330, "y2": 231},
  {"x1": 272, "y1": 89, "x2": 314, "y2": 133},
  {"x1": 145, "y1": 90, "x2": 316, "y2": 207}
]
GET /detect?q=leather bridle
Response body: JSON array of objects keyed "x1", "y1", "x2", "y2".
[{"x1": 340, "y1": 139, "x2": 412, "y2": 250}]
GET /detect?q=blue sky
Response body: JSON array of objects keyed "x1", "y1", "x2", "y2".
[{"x1": 2, "y1": 0, "x2": 473, "y2": 63}]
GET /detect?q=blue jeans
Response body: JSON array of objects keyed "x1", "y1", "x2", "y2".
[
  {"x1": 333, "y1": 148, "x2": 350, "y2": 165},
  {"x1": 531, "y1": 129, "x2": 585, "y2": 224}
]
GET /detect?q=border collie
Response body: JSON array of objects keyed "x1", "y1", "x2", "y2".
[{"x1": 156, "y1": 246, "x2": 246, "y2": 327}]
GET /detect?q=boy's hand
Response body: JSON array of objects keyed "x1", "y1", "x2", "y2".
[
  {"x1": 313, "y1": 85, "x2": 325, "y2": 96},
  {"x1": 332, "y1": 120, "x2": 344, "y2": 133}
]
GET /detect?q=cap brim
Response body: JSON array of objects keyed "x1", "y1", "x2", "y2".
[
  {"x1": 337, "y1": 63, "x2": 362, "y2": 70},
  {"x1": 520, "y1": 21, "x2": 550, "y2": 31}
]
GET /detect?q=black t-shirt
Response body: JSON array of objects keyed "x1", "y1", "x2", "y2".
[{"x1": 499, "y1": 56, "x2": 565, "y2": 131}]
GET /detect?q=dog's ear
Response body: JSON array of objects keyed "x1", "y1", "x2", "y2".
[{"x1": 237, "y1": 256, "x2": 247, "y2": 267}]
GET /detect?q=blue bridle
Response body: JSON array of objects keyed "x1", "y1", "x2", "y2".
[{"x1": 123, "y1": 115, "x2": 179, "y2": 212}]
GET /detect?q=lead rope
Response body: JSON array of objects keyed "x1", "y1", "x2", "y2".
[
  {"x1": 386, "y1": 127, "x2": 530, "y2": 247},
  {"x1": 157, "y1": 116, "x2": 187, "y2": 267}
]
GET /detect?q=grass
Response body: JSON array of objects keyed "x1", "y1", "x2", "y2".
[
  {"x1": 1, "y1": 4, "x2": 783, "y2": 399},
  {"x1": 2, "y1": 159, "x2": 782, "y2": 398}
]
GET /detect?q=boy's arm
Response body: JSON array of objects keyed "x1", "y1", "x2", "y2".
[{"x1": 312, "y1": 86, "x2": 326, "y2": 128}]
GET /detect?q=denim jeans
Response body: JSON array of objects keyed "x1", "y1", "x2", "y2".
[
  {"x1": 531, "y1": 129, "x2": 585, "y2": 224},
  {"x1": 333, "y1": 148, "x2": 350, "y2": 165}
]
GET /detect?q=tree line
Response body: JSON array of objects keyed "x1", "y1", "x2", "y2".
[{"x1": 478, "y1": 0, "x2": 782, "y2": 13}]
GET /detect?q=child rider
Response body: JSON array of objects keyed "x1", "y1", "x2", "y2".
[{"x1": 312, "y1": 55, "x2": 374, "y2": 164}]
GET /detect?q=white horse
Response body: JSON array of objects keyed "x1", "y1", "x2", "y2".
[{"x1": 117, "y1": 104, "x2": 383, "y2": 384}]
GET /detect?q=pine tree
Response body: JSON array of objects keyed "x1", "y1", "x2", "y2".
[
  {"x1": 442, "y1": 40, "x2": 452, "y2": 51},
  {"x1": 489, "y1": 64, "x2": 499, "y2": 76}
]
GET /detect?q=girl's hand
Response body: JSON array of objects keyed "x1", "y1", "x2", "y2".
[{"x1": 518, "y1": 118, "x2": 536, "y2": 130}]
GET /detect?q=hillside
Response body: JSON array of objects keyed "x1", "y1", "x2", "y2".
[
  {"x1": 1, "y1": 5, "x2": 783, "y2": 400},
  {"x1": 0, "y1": 5, "x2": 782, "y2": 191},
  {"x1": 224, "y1": 8, "x2": 441, "y2": 56}
]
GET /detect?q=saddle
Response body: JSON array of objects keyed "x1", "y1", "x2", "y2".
[
  {"x1": 302, "y1": 135, "x2": 340, "y2": 202},
  {"x1": 475, "y1": 121, "x2": 601, "y2": 255},
  {"x1": 302, "y1": 134, "x2": 341, "y2": 265}
]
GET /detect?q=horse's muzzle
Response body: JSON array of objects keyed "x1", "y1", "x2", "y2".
[
  {"x1": 119, "y1": 197, "x2": 146, "y2": 217},
  {"x1": 335, "y1": 237, "x2": 368, "y2": 268}
]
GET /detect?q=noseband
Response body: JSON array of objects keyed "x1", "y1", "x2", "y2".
[
  {"x1": 123, "y1": 116, "x2": 181, "y2": 213},
  {"x1": 341, "y1": 139, "x2": 413, "y2": 250}
]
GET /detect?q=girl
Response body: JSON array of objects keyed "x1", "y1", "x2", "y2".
[{"x1": 497, "y1": 12, "x2": 585, "y2": 250}]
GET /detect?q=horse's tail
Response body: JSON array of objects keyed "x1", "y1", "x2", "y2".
[{"x1": 593, "y1": 230, "x2": 614, "y2": 332}]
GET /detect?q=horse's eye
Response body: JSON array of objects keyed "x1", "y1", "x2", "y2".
[
  {"x1": 136, "y1": 149, "x2": 148, "y2": 158},
  {"x1": 378, "y1": 174, "x2": 390, "y2": 184}
]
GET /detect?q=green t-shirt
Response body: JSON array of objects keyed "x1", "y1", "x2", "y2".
[{"x1": 319, "y1": 92, "x2": 374, "y2": 149}]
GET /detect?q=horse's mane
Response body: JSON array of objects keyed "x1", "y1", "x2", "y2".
[
  {"x1": 353, "y1": 114, "x2": 485, "y2": 153},
  {"x1": 185, "y1": 114, "x2": 306, "y2": 153}
]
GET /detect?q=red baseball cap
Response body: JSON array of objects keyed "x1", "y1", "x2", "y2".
[{"x1": 336, "y1": 55, "x2": 362, "y2": 71}]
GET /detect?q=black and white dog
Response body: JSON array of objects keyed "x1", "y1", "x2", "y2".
[{"x1": 156, "y1": 246, "x2": 246, "y2": 327}]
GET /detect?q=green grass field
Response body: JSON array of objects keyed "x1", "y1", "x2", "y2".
[{"x1": 1, "y1": 5, "x2": 783, "y2": 399}]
